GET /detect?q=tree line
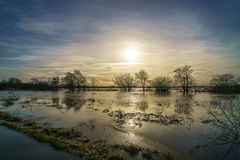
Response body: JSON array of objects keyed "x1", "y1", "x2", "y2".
[
  {"x1": 0, "y1": 66, "x2": 240, "y2": 93},
  {"x1": 112, "y1": 65, "x2": 195, "y2": 94},
  {"x1": 0, "y1": 70, "x2": 86, "y2": 91}
]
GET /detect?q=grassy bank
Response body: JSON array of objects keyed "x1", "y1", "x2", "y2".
[{"x1": 0, "y1": 111, "x2": 172, "y2": 160}]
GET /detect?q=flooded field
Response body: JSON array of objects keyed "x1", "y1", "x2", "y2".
[
  {"x1": 0, "y1": 126, "x2": 81, "y2": 160},
  {"x1": 0, "y1": 91, "x2": 240, "y2": 160}
]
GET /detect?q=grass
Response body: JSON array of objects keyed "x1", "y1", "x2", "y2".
[
  {"x1": 0, "y1": 111, "x2": 21, "y2": 122},
  {"x1": 1, "y1": 121, "x2": 99, "y2": 159},
  {"x1": 0, "y1": 111, "x2": 103, "y2": 160},
  {"x1": 0, "y1": 97, "x2": 19, "y2": 107},
  {"x1": 0, "y1": 111, "x2": 172, "y2": 160}
]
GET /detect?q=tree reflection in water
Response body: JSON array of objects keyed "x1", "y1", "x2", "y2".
[
  {"x1": 52, "y1": 97, "x2": 59, "y2": 107},
  {"x1": 63, "y1": 92, "x2": 87, "y2": 111},
  {"x1": 114, "y1": 92, "x2": 149, "y2": 112},
  {"x1": 175, "y1": 95, "x2": 193, "y2": 116},
  {"x1": 115, "y1": 92, "x2": 134, "y2": 108},
  {"x1": 136, "y1": 101, "x2": 148, "y2": 112},
  {"x1": 203, "y1": 96, "x2": 240, "y2": 160}
]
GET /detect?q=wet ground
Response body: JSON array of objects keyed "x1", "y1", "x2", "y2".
[
  {"x1": 0, "y1": 126, "x2": 81, "y2": 160},
  {"x1": 0, "y1": 91, "x2": 240, "y2": 160}
]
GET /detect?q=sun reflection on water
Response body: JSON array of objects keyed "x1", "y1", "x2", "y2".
[{"x1": 127, "y1": 119, "x2": 135, "y2": 127}]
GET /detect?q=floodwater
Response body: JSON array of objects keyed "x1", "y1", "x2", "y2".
[
  {"x1": 0, "y1": 90, "x2": 240, "y2": 160},
  {"x1": 0, "y1": 126, "x2": 81, "y2": 160}
]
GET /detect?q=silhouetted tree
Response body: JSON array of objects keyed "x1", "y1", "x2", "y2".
[
  {"x1": 3, "y1": 77, "x2": 23, "y2": 89},
  {"x1": 26, "y1": 77, "x2": 50, "y2": 90},
  {"x1": 237, "y1": 76, "x2": 240, "y2": 84},
  {"x1": 1, "y1": 80, "x2": 7, "y2": 83},
  {"x1": 113, "y1": 73, "x2": 136, "y2": 91},
  {"x1": 62, "y1": 70, "x2": 87, "y2": 91},
  {"x1": 8, "y1": 77, "x2": 22, "y2": 84},
  {"x1": 0, "y1": 77, "x2": 54, "y2": 90},
  {"x1": 90, "y1": 77, "x2": 96, "y2": 91},
  {"x1": 152, "y1": 76, "x2": 171, "y2": 93},
  {"x1": 7, "y1": 77, "x2": 22, "y2": 89},
  {"x1": 48, "y1": 76, "x2": 60, "y2": 89},
  {"x1": 35, "y1": 80, "x2": 49, "y2": 90},
  {"x1": 174, "y1": 65, "x2": 194, "y2": 94},
  {"x1": 63, "y1": 72, "x2": 76, "y2": 90},
  {"x1": 74, "y1": 70, "x2": 86, "y2": 89},
  {"x1": 91, "y1": 78, "x2": 96, "y2": 87},
  {"x1": 135, "y1": 69, "x2": 149, "y2": 92},
  {"x1": 210, "y1": 73, "x2": 240, "y2": 93},
  {"x1": 31, "y1": 77, "x2": 39, "y2": 85},
  {"x1": 34, "y1": 78, "x2": 49, "y2": 90}
]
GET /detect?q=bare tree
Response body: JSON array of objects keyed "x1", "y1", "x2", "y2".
[
  {"x1": 113, "y1": 73, "x2": 136, "y2": 92},
  {"x1": 151, "y1": 76, "x2": 171, "y2": 93},
  {"x1": 211, "y1": 73, "x2": 235, "y2": 86},
  {"x1": 74, "y1": 70, "x2": 86, "y2": 89},
  {"x1": 237, "y1": 76, "x2": 240, "y2": 84},
  {"x1": 29, "y1": 78, "x2": 49, "y2": 90},
  {"x1": 30, "y1": 77, "x2": 39, "y2": 85},
  {"x1": 63, "y1": 72, "x2": 76, "y2": 90},
  {"x1": 135, "y1": 69, "x2": 149, "y2": 92},
  {"x1": 8, "y1": 77, "x2": 22, "y2": 84},
  {"x1": 210, "y1": 73, "x2": 240, "y2": 93},
  {"x1": 62, "y1": 70, "x2": 86, "y2": 90},
  {"x1": 174, "y1": 65, "x2": 194, "y2": 94},
  {"x1": 203, "y1": 96, "x2": 240, "y2": 159},
  {"x1": 1, "y1": 77, "x2": 23, "y2": 90},
  {"x1": 48, "y1": 76, "x2": 60, "y2": 89},
  {"x1": 91, "y1": 77, "x2": 96, "y2": 87}
]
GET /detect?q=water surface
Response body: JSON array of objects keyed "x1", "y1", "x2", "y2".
[
  {"x1": 0, "y1": 126, "x2": 81, "y2": 160},
  {"x1": 0, "y1": 91, "x2": 240, "y2": 160}
]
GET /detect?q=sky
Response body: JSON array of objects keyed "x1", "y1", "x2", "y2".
[{"x1": 0, "y1": 0, "x2": 240, "y2": 85}]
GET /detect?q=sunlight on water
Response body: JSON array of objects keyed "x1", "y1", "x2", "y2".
[{"x1": 0, "y1": 91, "x2": 240, "y2": 160}]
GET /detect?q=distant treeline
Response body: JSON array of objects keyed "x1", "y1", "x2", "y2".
[{"x1": 0, "y1": 66, "x2": 240, "y2": 93}]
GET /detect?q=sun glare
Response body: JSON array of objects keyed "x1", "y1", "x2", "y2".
[{"x1": 123, "y1": 46, "x2": 140, "y2": 62}]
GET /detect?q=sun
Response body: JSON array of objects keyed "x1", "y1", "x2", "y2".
[{"x1": 123, "y1": 46, "x2": 139, "y2": 62}]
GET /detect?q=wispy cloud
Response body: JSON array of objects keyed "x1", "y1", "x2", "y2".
[
  {"x1": 0, "y1": 0, "x2": 240, "y2": 84},
  {"x1": 17, "y1": 18, "x2": 59, "y2": 35},
  {"x1": 5, "y1": 55, "x2": 41, "y2": 61}
]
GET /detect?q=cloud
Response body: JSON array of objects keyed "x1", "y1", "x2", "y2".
[
  {"x1": 17, "y1": 18, "x2": 59, "y2": 35},
  {"x1": 1, "y1": 0, "x2": 240, "y2": 84},
  {"x1": 5, "y1": 55, "x2": 41, "y2": 61}
]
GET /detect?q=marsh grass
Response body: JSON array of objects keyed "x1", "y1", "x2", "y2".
[
  {"x1": 0, "y1": 111, "x2": 172, "y2": 160},
  {"x1": 0, "y1": 96, "x2": 19, "y2": 107},
  {"x1": 205, "y1": 96, "x2": 240, "y2": 140},
  {"x1": 201, "y1": 96, "x2": 240, "y2": 159}
]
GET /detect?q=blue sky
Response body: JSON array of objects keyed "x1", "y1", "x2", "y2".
[{"x1": 0, "y1": 0, "x2": 240, "y2": 84}]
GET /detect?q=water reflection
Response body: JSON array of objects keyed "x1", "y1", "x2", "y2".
[
  {"x1": 63, "y1": 96, "x2": 86, "y2": 111},
  {"x1": 115, "y1": 92, "x2": 136, "y2": 108},
  {"x1": 202, "y1": 96, "x2": 240, "y2": 160},
  {"x1": 136, "y1": 101, "x2": 148, "y2": 112},
  {"x1": 0, "y1": 97, "x2": 18, "y2": 108},
  {"x1": 0, "y1": 92, "x2": 19, "y2": 108},
  {"x1": 175, "y1": 95, "x2": 193, "y2": 116},
  {"x1": 2, "y1": 91, "x2": 236, "y2": 160},
  {"x1": 114, "y1": 92, "x2": 150, "y2": 112},
  {"x1": 52, "y1": 97, "x2": 59, "y2": 107}
]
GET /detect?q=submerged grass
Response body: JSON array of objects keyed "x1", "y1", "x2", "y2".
[
  {"x1": 0, "y1": 111, "x2": 172, "y2": 160},
  {"x1": 0, "y1": 113, "x2": 99, "y2": 159},
  {"x1": 0, "y1": 111, "x2": 21, "y2": 122}
]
